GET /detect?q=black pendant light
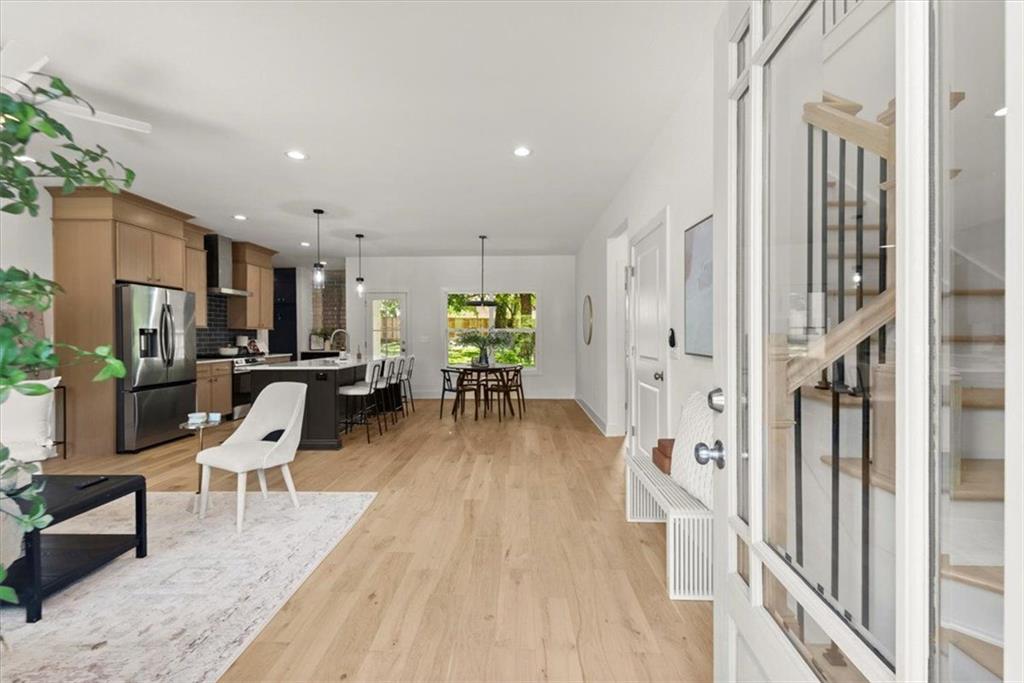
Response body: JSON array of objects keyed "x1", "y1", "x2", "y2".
[
  {"x1": 355, "y1": 233, "x2": 365, "y2": 298},
  {"x1": 467, "y1": 235, "x2": 496, "y2": 307},
  {"x1": 312, "y1": 209, "x2": 325, "y2": 290}
]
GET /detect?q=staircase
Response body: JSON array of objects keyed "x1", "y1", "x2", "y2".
[{"x1": 767, "y1": 92, "x2": 1006, "y2": 681}]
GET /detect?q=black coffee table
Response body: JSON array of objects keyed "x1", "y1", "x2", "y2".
[{"x1": 5, "y1": 474, "x2": 147, "y2": 622}]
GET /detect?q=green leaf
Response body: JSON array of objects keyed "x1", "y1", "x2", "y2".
[
  {"x1": 0, "y1": 584, "x2": 18, "y2": 605},
  {"x1": 13, "y1": 382, "x2": 52, "y2": 396}
]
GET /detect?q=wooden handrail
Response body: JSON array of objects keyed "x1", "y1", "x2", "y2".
[
  {"x1": 786, "y1": 288, "x2": 896, "y2": 394},
  {"x1": 802, "y1": 101, "x2": 891, "y2": 159}
]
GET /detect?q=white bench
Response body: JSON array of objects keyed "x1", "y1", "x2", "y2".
[{"x1": 625, "y1": 455, "x2": 713, "y2": 600}]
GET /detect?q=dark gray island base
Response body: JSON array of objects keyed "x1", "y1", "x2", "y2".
[{"x1": 250, "y1": 359, "x2": 367, "y2": 449}]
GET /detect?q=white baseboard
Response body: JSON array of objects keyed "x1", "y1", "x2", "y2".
[{"x1": 575, "y1": 396, "x2": 608, "y2": 435}]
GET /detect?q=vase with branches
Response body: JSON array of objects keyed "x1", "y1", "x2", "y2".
[
  {"x1": 0, "y1": 74, "x2": 133, "y2": 605},
  {"x1": 455, "y1": 329, "x2": 513, "y2": 367}
]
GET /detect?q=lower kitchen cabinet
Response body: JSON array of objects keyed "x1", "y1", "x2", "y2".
[{"x1": 196, "y1": 362, "x2": 232, "y2": 414}]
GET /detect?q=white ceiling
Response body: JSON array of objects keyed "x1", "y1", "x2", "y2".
[{"x1": 2, "y1": 1, "x2": 717, "y2": 264}]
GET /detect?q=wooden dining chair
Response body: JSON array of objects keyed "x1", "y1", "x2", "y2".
[
  {"x1": 507, "y1": 365, "x2": 525, "y2": 417},
  {"x1": 439, "y1": 368, "x2": 461, "y2": 419}
]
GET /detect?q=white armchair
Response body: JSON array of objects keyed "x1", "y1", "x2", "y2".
[{"x1": 197, "y1": 382, "x2": 307, "y2": 532}]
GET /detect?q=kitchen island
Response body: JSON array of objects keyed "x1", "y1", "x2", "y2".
[{"x1": 249, "y1": 358, "x2": 367, "y2": 449}]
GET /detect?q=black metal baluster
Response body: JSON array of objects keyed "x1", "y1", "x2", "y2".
[
  {"x1": 854, "y1": 146, "x2": 870, "y2": 628},
  {"x1": 817, "y1": 130, "x2": 831, "y2": 390},
  {"x1": 878, "y1": 158, "x2": 888, "y2": 364},
  {"x1": 795, "y1": 390, "x2": 806, "y2": 637},
  {"x1": 835, "y1": 139, "x2": 848, "y2": 392},
  {"x1": 807, "y1": 124, "x2": 815, "y2": 305},
  {"x1": 831, "y1": 367, "x2": 841, "y2": 600}
]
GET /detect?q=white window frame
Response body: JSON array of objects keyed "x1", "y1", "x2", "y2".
[{"x1": 441, "y1": 289, "x2": 541, "y2": 374}]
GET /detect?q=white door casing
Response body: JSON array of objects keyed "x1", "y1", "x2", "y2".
[
  {"x1": 630, "y1": 212, "x2": 669, "y2": 459},
  {"x1": 364, "y1": 291, "x2": 408, "y2": 359}
]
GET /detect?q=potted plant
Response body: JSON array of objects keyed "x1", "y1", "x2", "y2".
[
  {"x1": 1, "y1": 74, "x2": 131, "y2": 606},
  {"x1": 456, "y1": 329, "x2": 513, "y2": 367}
]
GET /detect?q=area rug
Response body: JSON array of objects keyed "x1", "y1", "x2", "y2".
[{"x1": 0, "y1": 490, "x2": 376, "y2": 683}]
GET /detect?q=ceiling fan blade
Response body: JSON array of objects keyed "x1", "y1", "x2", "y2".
[
  {"x1": 40, "y1": 98, "x2": 153, "y2": 134},
  {"x1": 0, "y1": 41, "x2": 50, "y2": 95}
]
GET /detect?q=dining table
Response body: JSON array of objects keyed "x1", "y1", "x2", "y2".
[{"x1": 447, "y1": 363, "x2": 520, "y2": 420}]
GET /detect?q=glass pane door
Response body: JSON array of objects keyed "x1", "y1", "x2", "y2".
[
  {"x1": 931, "y1": 2, "x2": 1008, "y2": 680},
  {"x1": 761, "y1": 0, "x2": 897, "y2": 671},
  {"x1": 366, "y1": 292, "x2": 406, "y2": 359}
]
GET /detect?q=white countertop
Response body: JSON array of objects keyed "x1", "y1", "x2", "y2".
[
  {"x1": 249, "y1": 358, "x2": 367, "y2": 371},
  {"x1": 197, "y1": 353, "x2": 292, "y2": 365}
]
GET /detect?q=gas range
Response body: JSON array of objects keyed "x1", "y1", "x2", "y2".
[{"x1": 231, "y1": 356, "x2": 267, "y2": 372}]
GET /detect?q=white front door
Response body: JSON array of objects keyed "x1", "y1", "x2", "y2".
[
  {"x1": 630, "y1": 213, "x2": 668, "y2": 460},
  {"x1": 364, "y1": 291, "x2": 407, "y2": 359}
]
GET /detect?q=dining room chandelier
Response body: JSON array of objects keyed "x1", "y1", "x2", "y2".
[
  {"x1": 466, "y1": 235, "x2": 496, "y2": 307},
  {"x1": 355, "y1": 233, "x2": 365, "y2": 298}
]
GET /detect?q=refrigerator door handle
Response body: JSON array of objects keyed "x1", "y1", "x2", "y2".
[
  {"x1": 158, "y1": 304, "x2": 169, "y2": 366},
  {"x1": 166, "y1": 303, "x2": 176, "y2": 367}
]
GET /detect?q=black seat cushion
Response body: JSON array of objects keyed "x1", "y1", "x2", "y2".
[{"x1": 262, "y1": 429, "x2": 284, "y2": 442}]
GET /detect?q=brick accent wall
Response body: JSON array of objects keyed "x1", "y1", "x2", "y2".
[{"x1": 312, "y1": 268, "x2": 346, "y2": 349}]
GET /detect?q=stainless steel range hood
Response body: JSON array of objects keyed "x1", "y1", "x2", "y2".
[{"x1": 204, "y1": 234, "x2": 251, "y2": 296}]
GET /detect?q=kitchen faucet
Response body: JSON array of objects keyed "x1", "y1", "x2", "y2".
[{"x1": 328, "y1": 329, "x2": 350, "y2": 356}]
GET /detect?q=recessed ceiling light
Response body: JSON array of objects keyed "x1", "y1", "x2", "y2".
[
  {"x1": 300, "y1": 241, "x2": 311, "y2": 247},
  {"x1": 513, "y1": 146, "x2": 531, "y2": 157},
  {"x1": 286, "y1": 150, "x2": 308, "y2": 160},
  {"x1": 14, "y1": 155, "x2": 35, "y2": 163},
  {"x1": 233, "y1": 214, "x2": 247, "y2": 221},
  {"x1": 994, "y1": 107, "x2": 1007, "y2": 117}
]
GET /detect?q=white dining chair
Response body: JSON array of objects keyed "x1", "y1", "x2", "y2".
[{"x1": 197, "y1": 381, "x2": 307, "y2": 532}]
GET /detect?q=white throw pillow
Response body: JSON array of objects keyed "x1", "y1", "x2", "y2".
[
  {"x1": 0, "y1": 376, "x2": 62, "y2": 463},
  {"x1": 669, "y1": 391, "x2": 714, "y2": 509}
]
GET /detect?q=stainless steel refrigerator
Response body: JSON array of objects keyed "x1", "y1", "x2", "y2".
[{"x1": 116, "y1": 284, "x2": 196, "y2": 452}]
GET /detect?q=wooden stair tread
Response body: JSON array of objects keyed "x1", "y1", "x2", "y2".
[
  {"x1": 962, "y1": 387, "x2": 1004, "y2": 409},
  {"x1": 801, "y1": 385, "x2": 864, "y2": 406},
  {"x1": 952, "y1": 459, "x2": 1004, "y2": 501},
  {"x1": 828, "y1": 288, "x2": 882, "y2": 296},
  {"x1": 940, "y1": 627, "x2": 1002, "y2": 679},
  {"x1": 820, "y1": 455, "x2": 895, "y2": 494},
  {"x1": 828, "y1": 253, "x2": 880, "y2": 259},
  {"x1": 940, "y1": 554, "x2": 1004, "y2": 594},
  {"x1": 806, "y1": 644, "x2": 870, "y2": 683},
  {"x1": 828, "y1": 199, "x2": 865, "y2": 208}
]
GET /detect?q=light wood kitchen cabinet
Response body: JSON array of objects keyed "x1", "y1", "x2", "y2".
[
  {"x1": 185, "y1": 247, "x2": 208, "y2": 327},
  {"x1": 196, "y1": 361, "x2": 232, "y2": 414},
  {"x1": 151, "y1": 232, "x2": 185, "y2": 287},
  {"x1": 115, "y1": 222, "x2": 153, "y2": 284},
  {"x1": 48, "y1": 188, "x2": 193, "y2": 457},
  {"x1": 260, "y1": 266, "x2": 274, "y2": 330},
  {"x1": 115, "y1": 220, "x2": 185, "y2": 288},
  {"x1": 227, "y1": 242, "x2": 277, "y2": 330}
]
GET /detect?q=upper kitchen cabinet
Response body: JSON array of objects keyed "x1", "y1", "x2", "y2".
[
  {"x1": 184, "y1": 223, "x2": 212, "y2": 327},
  {"x1": 227, "y1": 241, "x2": 277, "y2": 330},
  {"x1": 49, "y1": 188, "x2": 191, "y2": 289}
]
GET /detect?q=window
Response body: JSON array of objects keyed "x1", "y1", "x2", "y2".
[{"x1": 446, "y1": 292, "x2": 537, "y2": 367}]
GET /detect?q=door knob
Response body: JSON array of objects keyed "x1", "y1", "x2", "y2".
[
  {"x1": 707, "y1": 387, "x2": 725, "y2": 413},
  {"x1": 653, "y1": 371, "x2": 664, "y2": 381},
  {"x1": 694, "y1": 440, "x2": 726, "y2": 469}
]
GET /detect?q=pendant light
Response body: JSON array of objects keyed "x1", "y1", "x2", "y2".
[
  {"x1": 355, "y1": 233, "x2": 365, "y2": 298},
  {"x1": 467, "y1": 235, "x2": 496, "y2": 307},
  {"x1": 311, "y1": 209, "x2": 326, "y2": 290}
]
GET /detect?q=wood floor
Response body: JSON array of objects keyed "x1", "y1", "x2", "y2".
[{"x1": 45, "y1": 399, "x2": 713, "y2": 682}]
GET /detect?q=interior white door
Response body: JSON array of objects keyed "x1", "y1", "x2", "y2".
[
  {"x1": 630, "y1": 216, "x2": 668, "y2": 460},
  {"x1": 364, "y1": 291, "x2": 407, "y2": 359}
]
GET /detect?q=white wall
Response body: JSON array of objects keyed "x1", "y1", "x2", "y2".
[
  {"x1": 1, "y1": 193, "x2": 56, "y2": 335},
  {"x1": 0, "y1": 192, "x2": 53, "y2": 278},
  {"x1": 574, "y1": 44, "x2": 719, "y2": 435},
  {"x1": 344, "y1": 254, "x2": 576, "y2": 399}
]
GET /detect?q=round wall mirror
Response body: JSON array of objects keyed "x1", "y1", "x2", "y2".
[{"x1": 582, "y1": 295, "x2": 593, "y2": 345}]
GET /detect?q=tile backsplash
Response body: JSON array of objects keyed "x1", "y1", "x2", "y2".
[{"x1": 196, "y1": 294, "x2": 256, "y2": 355}]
